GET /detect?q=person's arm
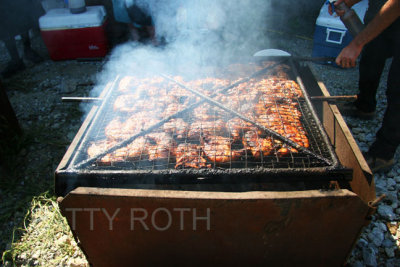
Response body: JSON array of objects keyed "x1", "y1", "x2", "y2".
[
  {"x1": 340, "y1": 0, "x2": 361, "y2": 8},
  {"x1": 336, "y1": 0, "x2": 400, "y2": 68},
  {"x1": 328, "y1": 0, "x2": 362, "y2": 15}
]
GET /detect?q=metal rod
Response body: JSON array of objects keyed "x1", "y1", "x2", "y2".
[
  {"x1": 162, "y1": 74, "x2": 333, "y2": 166},
  {"x1": 73, "y1": 62, "x2": 285, "y2": 169},
  {"x1": 62, "y1": 97, "x2": 103, "y2": 103},
  {"x1": 292, "y1": 56, "x2": 336, "y2": 63},
  {"x1": 310, "y1": 95, "x2": 357, "y2": 102},
  {"x1": 369, "y1": 194, "x2": 386, "y2": 208}
]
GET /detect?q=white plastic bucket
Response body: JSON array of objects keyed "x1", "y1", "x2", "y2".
[{"x1": 69, "y1": 0, "x2": 86, "y2": 14}]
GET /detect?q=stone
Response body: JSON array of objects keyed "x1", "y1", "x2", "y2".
[
  {"x1": 382, "y1": 238, "x2": 394, "y2": 248},
  {"x1": 358, "y1": 133, "x2": 367, "y2": 142},
  {"x1": 357, "y1": 237, "x2": 369, "y2": 248},
  {"x1": 362, "y1": 246, "x2": 377, "y2": 267},
  {"x1": 395, "y1": 208, "x2": 400, "y2": 215},
  {"x1": 59, "y1": 79, "x2": 78, "y2": 94},
  {"x1": 19, "y1": 252, "x2": 27, "y2": 260},
  {"x1": 350, "y1": 260, "x2": 364, "y2": 267},
  {"x1": 386, "y1": 258, "x2": 400, "y2": 267},
  {"x1": 31, "y1": 250, "x2": 40, "y2": 259},
  {"x1": 368, "y1": 227, "x2": 384, "y2": 247},
  {"x1": 375, "y1": 180, "x2": 387, "y2": 194},
  {"x1": 378, "y1": 205, "x2": 397, "y2": 221},
  {"x1": 68, "y1": 258, "x2": 88, "y2": 267},
  {"x1": 55, "y1": 235, "x2": 71, "y2": 246},
  {"x1": 366, "y1": 133, "x2": 375, "y2": 142},
  {"x1": 385, "y1": 247, "x2": 395, "y2": 258},
  {"x1": 375, "y1": 222, "x2": 387, "y2": 232},
  {"x1": 387, "y1": 178, "x2": 396, "y2": 188}
]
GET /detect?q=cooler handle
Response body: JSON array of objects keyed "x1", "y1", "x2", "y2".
[{"x1": 326, "y1": 28, "x2": 346, "y2": 44}]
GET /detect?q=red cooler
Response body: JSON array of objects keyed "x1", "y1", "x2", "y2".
[{"x1": 39, "y1": 6, "x2": 109, "y2": 60}]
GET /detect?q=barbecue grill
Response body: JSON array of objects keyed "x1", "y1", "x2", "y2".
[
  {"x1": 56, "y1": 59, "x2": 376, "y2": 266},
  {"x1": 56, "y1": 59, "x2": 352, "y2": 196}
]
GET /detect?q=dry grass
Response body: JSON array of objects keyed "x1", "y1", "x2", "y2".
[{"x1": 2, "y1": 194, "x2": 88, "y2": 267}]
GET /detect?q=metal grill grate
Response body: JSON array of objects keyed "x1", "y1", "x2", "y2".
[{"x1": 69, "y1": 64, "x2": 336, "y2": 171}]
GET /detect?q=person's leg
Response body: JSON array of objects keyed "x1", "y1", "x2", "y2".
[
  {"x1": 356, "y1": 34, "x2": 390, "y2": 113},
  {"x1": 366, "y1": 19, "x2": 400, "y2": 171},
  {"x1": 338, "y1": 29, "x2": 390, "y2": 119},
  {"x1": 369, "y1": 48, "x2": 400, "y2": 154},
  {"x1": 1, "y1": 37, "x2": 25, "y2": 78},
  {"x1": 21, "y1": 32, "x2": 42, "y2": 63}
]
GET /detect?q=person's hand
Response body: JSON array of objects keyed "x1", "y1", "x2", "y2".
[
  {"x1": 335, "y1": 42, "x2": 363, "y2": 68},
  {"x1": 328, "y1": 0, "x2": 347, "y2": 16}
]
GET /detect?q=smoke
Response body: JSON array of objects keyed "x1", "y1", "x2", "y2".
[{"x1": 93, "y1": 0, "x2": 271, "y2": 86}]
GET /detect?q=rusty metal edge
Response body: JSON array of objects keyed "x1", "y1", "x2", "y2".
[
  {"x1": 306, "y1": 63, "x2": 375, "y2": 203},
  {"x1": 61, "y1": 186, "x2": 359, "y2": 200}
]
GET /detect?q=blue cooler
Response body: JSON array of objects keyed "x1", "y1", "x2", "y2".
[{"x1": 312, "y1": 0, "x2": 369, "y2": 59}]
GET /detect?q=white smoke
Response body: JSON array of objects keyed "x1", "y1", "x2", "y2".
[{"x1": 91, "y1": 0, "x2": 272, "y2": 97}]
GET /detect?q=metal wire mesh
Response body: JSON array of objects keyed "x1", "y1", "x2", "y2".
[{"x1": 70, "y1": 66, "x2": 336, "y2": 171}]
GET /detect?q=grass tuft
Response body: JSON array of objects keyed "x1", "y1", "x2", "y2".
[{"x1": 2, "y1": 194, "x2": 88, "y2": 266}]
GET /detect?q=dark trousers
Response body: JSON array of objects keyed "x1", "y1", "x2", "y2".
[{"x1": 356, "y1": 18, "x2": 400, "y2": 159}]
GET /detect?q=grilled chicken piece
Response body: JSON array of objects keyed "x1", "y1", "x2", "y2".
[
  {"x1": 214, "y1": 93, "x2": 240, "y2": 111},
  {"x1": 242, "y1": 131, "x2": 274, "y2": 159},
  {"x1": 113, "y1": 95, "x2": 164, "y2": 113},
  {"x1": 167, "y1": 85, "x2": 193, "y2": 99},
  {"x1": 113, "y1": 94, "x2": 138, "y2": 112},
  {"x1": 187, "y1": 119, "x2": 227, "y2": 139},
  {"x1": 237, "y1": 90, "x2": 260, "y2": 104},
  {"x1": 175, "y1": 143, "x2": 209, "y2": 169},
  {"x1": 193, "y1": 104, "x2": 218, "y2": 121},
  {"x1": 193, "y1": 104, "x2": 228, "y2": 121},
  {"x1": 87, "y1": 140, "x2": 127, "y2": 165},
  {"x1": 87, "y1": 136, "x2": 152, "y2": 165},
  {"x1": 126, "y1": 136, "x2": 149, "y2": 160},
  {"x1": 129, "y1": 111, "x2": 161, "y2": 130},
  {"x1": 255, "y1": 104, "x2": 309, "y2": 155},
  {"x1": 257, "y1": 78, "x2": 303, "y2": 98},
  {"x1": 163, "y1": 118, "x2": 189, "y2": 139},
  {"x1": 189, "y1": 77, "x2": 230, "y2": 91},
  {"x1": 105, "y1": 118, "x2": 137, "y2": 140},
  {"x1": 105, "y1": 112, "x2": 161, "y2": 141},
  {"x1": 162, "y1": 102, "x2": 187, "y2": 118},
  {"x1": 117, "y1": 76, "x2": 137, "y2": 93},
  {"x1": 226, "y1": 117, "x2": 253, "y2": 141},
  {"x1": 147, "y1": 132, "x2": 176, "y2": 161},
  {"x1": 203, "y1": 136, "x2": 243, "y2": 163}
]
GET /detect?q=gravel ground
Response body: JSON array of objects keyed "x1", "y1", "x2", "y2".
[{"x1": 1, "y1": 22, "x2": 399, "y2": 266}]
